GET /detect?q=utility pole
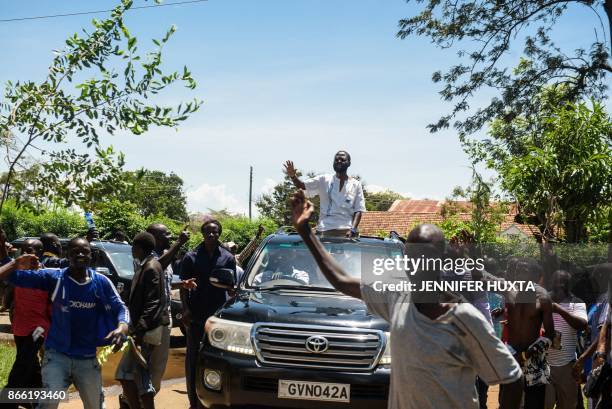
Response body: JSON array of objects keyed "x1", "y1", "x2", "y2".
[{"x1": 249, "y1": 166, "x2": 253, "y2": 220}]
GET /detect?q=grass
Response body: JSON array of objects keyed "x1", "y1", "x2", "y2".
[{"x1": 0, "y1": 343, "x2": 15, "y2": 388}]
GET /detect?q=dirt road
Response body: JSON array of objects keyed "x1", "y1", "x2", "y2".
[{"x1": 59, "y1": 378, "x2": 189, "y2": 409}]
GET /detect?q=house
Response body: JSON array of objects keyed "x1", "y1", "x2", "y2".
[{"x1": 360, "y1": 199, "x2": 538, "y2": 240}]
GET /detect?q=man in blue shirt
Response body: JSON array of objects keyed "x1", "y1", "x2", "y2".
[
  {"x1": 0, "y1": 236, "x2": 129, "y2": 409},
  {"x1": 180, "y1": 219, "x2": 236, "y2": 409}
]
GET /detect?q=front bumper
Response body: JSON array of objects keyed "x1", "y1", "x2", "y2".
[{"x1": 196, "y1": 344, "x2": 390, "y2": 409}]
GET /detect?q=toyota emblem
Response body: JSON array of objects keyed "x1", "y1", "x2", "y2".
[{"x1": 305, "y1": 336, "x2": 329, "y2": 353}]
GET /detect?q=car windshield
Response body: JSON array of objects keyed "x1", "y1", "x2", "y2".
[
  {"x1": 106, "y1": 250, "x2": 134, "y2": 279},
  {"x1": 246, "y1": 240, "x2": 402, "y2": 290}
]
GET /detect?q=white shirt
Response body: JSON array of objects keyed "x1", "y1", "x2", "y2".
[
  {"x1": 304, "y1": 174, "x2": 366, "y2": 231},
  {"x1": 547, "y1": 297, "x2": 587, "y2": 366}
]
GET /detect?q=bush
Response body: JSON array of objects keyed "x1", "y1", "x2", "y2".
[
  {"x1": 94, "y1": 199, "x2": 146, "y2": 240},
  {"x1": 0, "y1": 200, "x2": 87, "y2": 241},
  {"x1": 185, "y1": 216, "x2": 278, "y2": 252},
  {"x1": 218, "y1": 216, "x2": 277, "y2": 250}
]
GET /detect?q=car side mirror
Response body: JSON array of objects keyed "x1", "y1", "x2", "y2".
[
  {"x1": 209, "y1": 268, "x2": 236, "y2": 290},
  {"x1": 95, "y1": 267, "x2": 111, "y2": 276}
]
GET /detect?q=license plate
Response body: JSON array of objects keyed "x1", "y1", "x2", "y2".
[{"x1": 278, "y1": 380, "x2": 350, "y2": 403}]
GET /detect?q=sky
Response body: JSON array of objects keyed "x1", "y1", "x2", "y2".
[{"x1": 0, "y1": 0, "x2": 607, "y2": 215}]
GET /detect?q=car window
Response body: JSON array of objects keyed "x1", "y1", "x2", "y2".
[
  {"x1": 105, "y1": 249, "x2": 135, "y2": 279},
  {"x1": 246, "y1": 240, "x2": 401, "y2": 289}
]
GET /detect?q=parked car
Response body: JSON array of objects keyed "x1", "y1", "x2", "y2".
[{"x1": 196, "y1": 231, "x2": 403, "y2": 409}]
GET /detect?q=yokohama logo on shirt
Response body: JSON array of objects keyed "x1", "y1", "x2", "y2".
[{"x1": 69, "y1": 301, "x2": 96, "y2": 309}]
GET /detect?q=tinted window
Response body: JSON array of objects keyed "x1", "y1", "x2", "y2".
[
  {"x1": 106, "y1": 249, "x2": 134, "y2": 279},
  {"x1": 247, "y1": 240, "x2": 401, "y2": 288}
]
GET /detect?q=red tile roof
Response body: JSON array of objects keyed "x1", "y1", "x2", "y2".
[
  {"x1": 361, "y1": 199, "x2": 538, "y2": 239},
  {"x1": 389, "y1": 199, "x2": 472, "y2": 213}
]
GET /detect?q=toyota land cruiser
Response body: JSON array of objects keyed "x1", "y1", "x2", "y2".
[{"x1": 196, "y1": 231, "x2": 403, "y2": 408}]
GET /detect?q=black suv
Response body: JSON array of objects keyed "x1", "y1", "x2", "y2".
[{"x1": 196, "y1": 232, "x2": 403, "y2": 409}]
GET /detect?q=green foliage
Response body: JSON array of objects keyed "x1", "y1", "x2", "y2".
[
  {"x1": 38, "y1": 146, "x2": 127, "y2": 211},
  {"x1": 497, "y1": 100, "x2": 611, "y2": 242},
  {"x1": 0, "y1": 164, "x2": 46, "y2": 212},
  {"x1": 185, "y1": 216, "x2": 278, "y2": 252},
  {"x1": 0, "y1": 200, "x2": 87, "y2": 241},
  {"x1": 115, "y1": 169, "x2": 188, "y2": 221},
  {"x1": 364, "y1": 189, "x2": 406, "y2": 211},
  {"x1": 0, "y1": 343, "x2": 15, "y2": 388},
  {"x1": 437, "y1": 217, "x2": 473, "y2": 242},
  {"x1": 217, "y1": 217, "x2": 278, "y2": 249},
  {"x1": 0, "y1": 0, "x2": 201, "y2": 211},
  {"x1": 585, "y1": 206, "x2": 611, "y2": 243},
  {"x1": 94, "y1": 199, "x2": 145, "y2": 239},
  {"x1": 397, "y1": 1, "x2": 610, "y2": 135},
  {"x1": 92, "y1": 199, "x2": 188, "y2": 242},
  {"x1": 441, "y1": 169, "x2": 510, "y2": 243},
  {"x1": 256, "y1": 173, "x2": 320, "y2": 227}
]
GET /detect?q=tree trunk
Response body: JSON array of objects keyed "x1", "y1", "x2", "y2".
[{"x1": 564, "y1": 219, "x2": 586, "y2": 243}]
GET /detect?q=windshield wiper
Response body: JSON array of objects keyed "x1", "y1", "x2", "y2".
[{"x1": 252, "y1": 284, "x2": 337, "y2": 292}]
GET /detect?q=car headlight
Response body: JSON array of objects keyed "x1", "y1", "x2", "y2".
[
  {"x1": 205, "y1": 317, "x2": 255, "y2": 355},
  {"x1": 379, "y1": 332, "x2": 391, "y2": 365}
]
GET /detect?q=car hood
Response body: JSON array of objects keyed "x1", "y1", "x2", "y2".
[{"x1": 216, "y1": 289, "x2": 388, "y2": 331}]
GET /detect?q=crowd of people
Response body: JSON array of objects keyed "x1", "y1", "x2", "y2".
[
  {"x1": 288, "y1": 186, "x2": 612, "y2": 409},
  {"x1": 0, "y1": 150, "x2": 609, "y2": 409}
]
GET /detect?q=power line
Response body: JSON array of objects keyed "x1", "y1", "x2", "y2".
[{"x1": 0, "y1": 0, "x2": 207, "y2": 23}]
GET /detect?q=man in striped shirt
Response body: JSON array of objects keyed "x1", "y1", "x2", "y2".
[{"x1": 545, "y1": 269, "x2": 588, "y2": 409}]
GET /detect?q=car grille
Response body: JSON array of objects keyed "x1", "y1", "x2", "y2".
[
  {"x1": 242, "y1": 376, "x2": 388, "y2": 399},
  {"x1": 253, "y1": 323, "x2": 384, "y2": 371}
]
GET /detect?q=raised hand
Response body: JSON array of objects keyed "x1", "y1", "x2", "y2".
[
  {"x1": 283, "y1": 160, "x2": 297, "y2": 178},
  {"x1": 14, "y1": 254, "x2": 40, "y2": 270},
  {"x1": 181, "y1": 278, "x2": 197, "y2": 290},
  {"x1": 290, "y1": 190, "x2": 314, "y2": 233}
]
